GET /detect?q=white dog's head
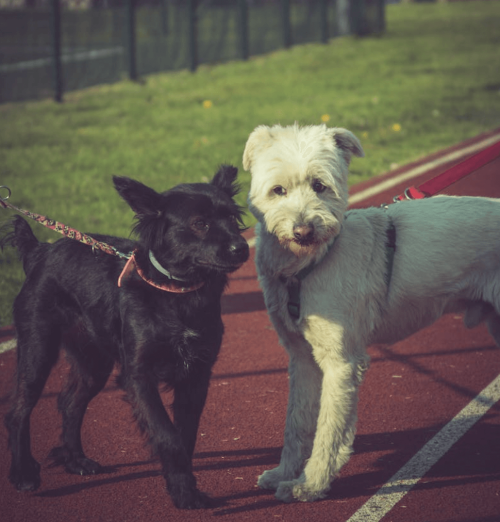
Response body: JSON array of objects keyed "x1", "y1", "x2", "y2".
[{"x1": 243, "y1": 123, "x2": 363, "y2": 257}]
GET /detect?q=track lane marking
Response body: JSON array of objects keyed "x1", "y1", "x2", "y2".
[
  {"x1": 348, "y1": 134, "x2": 500, "y2": 205},
  {"x1": 0, "y1": 338, "x2": 15, "y2": 354},
  {"x1": 347, "y1": 373, "x2": 500, "y2": 522}
]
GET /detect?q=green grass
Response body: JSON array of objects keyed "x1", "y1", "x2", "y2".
[{"x1": 1, "y1": 1, "x2": 500, "y2": 326}]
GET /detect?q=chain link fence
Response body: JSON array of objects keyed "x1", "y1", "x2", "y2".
[{"x1": 0, "y1": 0, "x2": 385, "y2": 104}]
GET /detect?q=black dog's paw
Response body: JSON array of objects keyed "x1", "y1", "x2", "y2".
[
  {"x1": 168, "y1": 476, "x2": 212, "y2": 509},
  {"x1": 9, "y1": 458, "x2": 41, "y2": 492},
  {"x1": 65, "y1": 457, "x2": 103, "y2": 476},
  {"x1": 172, "y1": 488, "x2": 212, "y2": 510},
  {"x1": 48, "y1": 446, "x2": 103, "y2": 476}
]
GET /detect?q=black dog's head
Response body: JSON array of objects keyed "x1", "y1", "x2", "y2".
[{"x1": 113, "y1": 165, "x2": 249, "y2": 283}]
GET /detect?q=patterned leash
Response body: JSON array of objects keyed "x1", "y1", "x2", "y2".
[{"x1": 0, "y1": 186, "x2": 133, "y2": 260}]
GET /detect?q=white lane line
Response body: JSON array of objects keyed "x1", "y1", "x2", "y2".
[
  {"x1": 349, "y1": 134, "x2": 500, "y2": 205},
  {"x1": 0, "y1": 338, "x2": 16, "y2": 354},
  {"x1": 347, "y1": 373, "x2": 500, "y2": 522}
]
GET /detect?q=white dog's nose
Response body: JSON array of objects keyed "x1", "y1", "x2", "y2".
[{"x1": 293, "y1": 224, "x2": 314, "y2": 243}]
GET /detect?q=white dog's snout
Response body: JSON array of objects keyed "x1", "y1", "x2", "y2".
[{"x1": 293, "y1": 224, "x2": 314, "y2": 242}]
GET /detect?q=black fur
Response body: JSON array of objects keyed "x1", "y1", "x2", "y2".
[{"x1": 1, "y1": 165, "x2": 249, "y2": 509}]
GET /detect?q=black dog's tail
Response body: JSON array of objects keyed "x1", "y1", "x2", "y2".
[{"x1": 0, "y1": 215, "x2": 41, "y2": 275}]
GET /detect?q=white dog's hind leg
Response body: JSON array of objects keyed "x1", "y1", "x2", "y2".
[
  {"x1": 275, "y1": 359, "x2": 360, "y2": 503},
  {"x1": 463, "y1": 302, "x2": 500, "y2": 347},
  {"x1": 258, "y1": 341, "x2": 322, "y2": 492},
  {"x1": 487, "y1": 314, "x2": 500, "y2": 347},
  {"x1": 463, "y1": 301, "x2": 493, "y2": 329}
]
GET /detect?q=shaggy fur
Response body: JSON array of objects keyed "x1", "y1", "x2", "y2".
[
  {"x1": 243, "y1": 123, "x2": 500, "y2": 502},
  {"x1": 1, "y1": 166, "x2": 249, "y2": 509}
]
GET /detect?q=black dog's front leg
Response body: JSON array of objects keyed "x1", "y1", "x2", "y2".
[
  {"x1": 125, "y1": 372, "x2": 210, "y2": 509},
  {"x1": 173, "y1": 370, "x2": 211, "y2": 459}
]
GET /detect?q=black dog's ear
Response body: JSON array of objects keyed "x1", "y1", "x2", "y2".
[
  {"x1": 211, "y1": 165, "x2": 240, "y2": 198},
  {"x1": 113, "y1": 176, "x2": 162, "y2": 216}
]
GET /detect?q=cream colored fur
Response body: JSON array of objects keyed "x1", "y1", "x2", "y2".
[{"x1": 243, "y1": 123, "x2": 500, "y2": 503}]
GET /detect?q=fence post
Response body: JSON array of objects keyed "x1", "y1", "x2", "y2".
[
  {"x1": 160, "y1": 0, "x2": 169, "y2": 36},
  {"x1": 282, "y1": 0, "x2": 291, "y2": 48},
  {"x1": 377, "y1": 0, "x2": 385, "y2": 33},
  {"x1": 51, "y1": 0, "x2": 63, "y2": 102},
  {"x1": 188, "y1": 0, "x2": 197, "y2": 72},
  {"x1": 238, "y1": 0, "x2": 249, "y2": 60},
  {"x1": 351, "y1": 0, "x2": 371, "y2": 36},
  {"x1": 126, "y1": 0, "x2": 137, "y2": 80},
  {"x1": 337, "y1": 0, "x2": 350, "y2": 36},
  {"x1": 320, "y1": 0, "x2": 328, "y2": 43}
]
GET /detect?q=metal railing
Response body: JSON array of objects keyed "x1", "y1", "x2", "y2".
[{"x1": 0, "y1": 0, "x2": 385, "y2": 104}]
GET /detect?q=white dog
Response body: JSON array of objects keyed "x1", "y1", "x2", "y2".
[{"x1": 243, "y1": 123, "x2": 500, "y2": 503}]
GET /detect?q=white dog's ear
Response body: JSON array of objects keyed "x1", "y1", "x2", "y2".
[
  {"x1": 243, "y1": 125, "x2": 273, "y2": 171},
  {"x1": 331, "y1": 128, "x2": 364, "y2": 163}
]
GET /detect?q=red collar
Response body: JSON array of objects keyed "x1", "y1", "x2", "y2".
[{"x1": 118, "y1": 252, "x2": 204, "y2": 293}]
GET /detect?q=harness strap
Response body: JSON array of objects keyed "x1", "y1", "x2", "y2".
[
  {"x1": 385, "y1": 219, "x2": 396, "y2": 288},
  {"x1": 282, "y1": 222, "x2": 396, "y2": 321},
  {"x1": 280, "y1": 239, "x2": 336, "y2": 321}
]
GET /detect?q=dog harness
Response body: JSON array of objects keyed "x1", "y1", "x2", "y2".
[
  {"x1": 0, "y1": 186, "x2": 204, "y2": 294},
  {"x1": 282, "y1": 220, "x2": 396, "y2": 321},
  {"x1": 280, "y1": 239, "x2": 336, "y2": 321}
]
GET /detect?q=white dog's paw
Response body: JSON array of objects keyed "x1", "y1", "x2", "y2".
[
  {"x1": 274, "y1": 480, "x2": 297, "y2": 503},
  {"x1": 275, "y1": 479, "x2": 328, "y2": 503},
  {"x1": 257, "y1": 468, "x2": 287, "y2": 491}
]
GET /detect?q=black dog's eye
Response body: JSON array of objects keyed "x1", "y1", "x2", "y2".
[
  {"x1": 312, "y1": 180, "x2": 327, "y2": 194},
  {"x1": 191, "y1": 219, "x2": 209, "y2": 232},
  {"x1": 273, "y1": 186, "x2": 287, "y2": 196}
]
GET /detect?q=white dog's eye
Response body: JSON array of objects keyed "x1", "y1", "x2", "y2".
[
  {"x1": 312, "y1": 180, "x2": 326, "y2": 194},
  {"x1": 273, "y1": 186, "x2": 287, "y2": 196}
]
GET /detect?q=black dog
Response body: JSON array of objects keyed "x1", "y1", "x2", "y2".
[{"x1": 1, "y1": 165, "x2": 249, "y2": 509}]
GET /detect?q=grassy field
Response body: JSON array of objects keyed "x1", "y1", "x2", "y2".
[{"x1": 1, "y1": 1, "x2": 500, "y2": 326}]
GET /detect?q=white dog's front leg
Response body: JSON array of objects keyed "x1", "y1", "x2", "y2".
[
  {"x1": 258, "y1": 339, "x2": 322, "y2": 493},
  {"x1": 275, "y1": 359, "x2": 360, "y2": 503}
]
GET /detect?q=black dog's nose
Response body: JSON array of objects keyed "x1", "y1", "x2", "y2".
[
  {"x1": 229, "y1": 241, "x2": 249, "y2": 260},
  {"x1": 293, "y1": 224, "x2": 314, "y2": 242}
]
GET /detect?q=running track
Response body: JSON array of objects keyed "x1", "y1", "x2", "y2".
[{"x1": 1, "y1": 130, "x2": 500, "y2": 522}]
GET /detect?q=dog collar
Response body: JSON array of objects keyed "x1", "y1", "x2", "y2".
[
  {"x1": 118, "y1": 252, "x2": 204, "y2": 293},
  {"x1": 148, "y1": 250, "x2": 187, "y2": 282}
]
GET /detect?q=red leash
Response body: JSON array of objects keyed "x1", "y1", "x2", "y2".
[{"x1": 394, "y1": 139, "x2": 500, "y2": 201}]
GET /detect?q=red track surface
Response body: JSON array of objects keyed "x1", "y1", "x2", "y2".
[{"x1": 1, "y1": 131, "x2": 500, "y2": 522}]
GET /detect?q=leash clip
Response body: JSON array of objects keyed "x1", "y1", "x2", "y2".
[{"x1": 0, "y1": 185, "x2": 12, "y2": 207}]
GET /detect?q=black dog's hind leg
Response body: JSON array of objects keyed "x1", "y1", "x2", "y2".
[
  {"x1": 50, "y1": 335, "x2": 114, "y2": 476},
  {"x1": 123, "y1": 367, "x2": 211, "y2": 509},
  {"x1": 5, "y1": 323, "x2": 61, "y2": 491}
]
